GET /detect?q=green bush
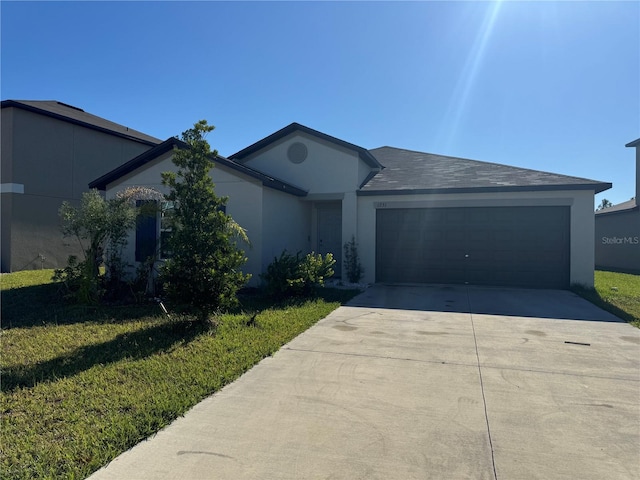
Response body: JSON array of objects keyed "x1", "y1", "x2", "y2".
[
  {"x1": 160, "y1": 120, "x2": 250, "y2": 323},
  {"x1": 343, "y1": 235, "x2": 364, "y2": 283},
  {"x1": 53, "y1": 255, "x2": 101, "y2": 304},
  {"x1": 261, "y1": 250, "x2": 335, "y2": 297}
]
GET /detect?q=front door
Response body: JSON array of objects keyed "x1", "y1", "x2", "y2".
[{"x1": 317, "y1": 203, "x2": 342, "y2": 277}]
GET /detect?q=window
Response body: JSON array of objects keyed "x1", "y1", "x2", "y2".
[
  {"x1": 135, "y1": 200, "x2": 158, "y2": 262},
  {"x1": 136, "y1": 201, "x2": 226, "y2": 262},
  {"x1": 160, "y1": 201, "x2": 175, "y2": 259}
]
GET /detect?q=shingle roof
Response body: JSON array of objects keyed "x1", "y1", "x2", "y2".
[
  {"x1": 89, "y1": 137, "x2": 308, "y2": 197},
  {"x1": 1, "y1": 100, "x2": 162, "y2": 146},
  {"x1": 360, "y1": 147, "x2": 611, "y2": 195},
  {"x1": 595, "y1": 198, "x2": 638, "y2": 215},
  {"x1": 229, "y1": 122, "x2": 382, "y2": 169}
]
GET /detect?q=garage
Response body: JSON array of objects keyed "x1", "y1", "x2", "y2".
[{"x1": 376, "y1": 206, "x2": 570, "y2": 289}]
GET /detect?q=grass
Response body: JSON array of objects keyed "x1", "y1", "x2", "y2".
[
  {"x1": 0, "y1": 270, "x2": 359, "y2": 479},
  {"x1": 573, "y1": 270, "x2": 640, "y2": 328}
]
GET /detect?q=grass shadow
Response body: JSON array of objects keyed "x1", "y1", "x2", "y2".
[
  {"x1": 2, "y1": 319, "x2": 208, "y2": 391},
  {"x1": 1, "y1": 283, "x2": 160, "y2": 329},
  {"x1": 236, "y1": 287, "x2": 361, "y2": 313},
  {"x1": 571, "y1": 285, "x2": 637, "y2": 325}
]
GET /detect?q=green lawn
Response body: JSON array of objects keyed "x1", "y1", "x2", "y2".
[
  {"x1": 573, "y1": 270, "x2": 640, "y2": 328},
  {"x1": 0, "y1": 270, "x2": 359, "y2": 479}
]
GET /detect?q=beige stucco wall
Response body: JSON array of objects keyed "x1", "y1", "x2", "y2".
[
  {"x1": 105, "y1": 153, "x2": 266, "y2": 286},
  {"x1": 240, "y1": 132, "x2": 372, "y2": 194},
  {"x1": 261, "y1": 188, "x2": 312, "y2": 274},
  {"x1": 240, "y1": 133, "x2": 378, "y2": 278},
  {"x1": 1, "y1": 107, "x2": 155, "y2": 271},
  {"x1": 357, "y1": 189, "x2": 597, "y2": 288}
]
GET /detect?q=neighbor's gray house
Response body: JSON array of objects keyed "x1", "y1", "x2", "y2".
[
  {"x1": 594, "y1": 138, "x2": 640, "y2": 274},
  {"x1": 0, "y1": 100, "x2": 162, "y2": 272},
  {"x1": 90, "y1": 123, "x2": 611, "y2": 289}
]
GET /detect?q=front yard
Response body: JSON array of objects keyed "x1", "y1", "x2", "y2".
[
  {"x1": 0, "y1": 270, "x2": 358, "y2": 479},
  {"x1": 573, "y1": 270, "x2": 640, "y2": 328}
]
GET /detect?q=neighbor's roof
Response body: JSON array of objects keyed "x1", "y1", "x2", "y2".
[
  {"x1": 595, "y1": 198, "x2": 638, "y2": 215},
  {"x1": 89, "y1": 137, "x2": 308, "y2": 197},
  {"x1": 1, "y1": 100, "x2": 162, "y2": 146},
  {"x1": 229, "y1": 122, "x2": 383, "y2": 169},
  {"x1": 360, "y1": 147, "x2": 612, "y2": 195}
]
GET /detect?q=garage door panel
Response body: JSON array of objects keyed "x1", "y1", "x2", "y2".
[{"x1": 376, "y1": 206, "x2": 570, "y2": 289}]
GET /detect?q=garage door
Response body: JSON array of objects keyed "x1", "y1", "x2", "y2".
[{"x1": 376, "y1": 206, "x2": 570, "y2": 289}]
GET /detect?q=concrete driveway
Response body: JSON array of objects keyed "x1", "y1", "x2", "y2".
[{"x1": 88, "y1": 285, "x2": 640, "y2": 480}]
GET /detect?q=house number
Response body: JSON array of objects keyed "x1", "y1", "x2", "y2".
[{"x1": 375, "y1": 202, "x2": 388, "y2": 208}]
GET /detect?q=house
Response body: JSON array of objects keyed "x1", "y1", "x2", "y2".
[
  {"x1": 90, "y1": 123, "x2": 611, "y2": 289},
  {"x1": 1, "y1": 100, "x2": 162, "y2": 272},
  {"x1": 594, "y1": 138, "x2": 640, "y2": 273}
]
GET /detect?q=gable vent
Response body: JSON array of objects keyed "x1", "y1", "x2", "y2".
[{"x1": 287, "y1": 142, "x2": 308, "y2": 164}]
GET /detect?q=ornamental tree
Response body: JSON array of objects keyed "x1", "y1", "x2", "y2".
[
  {"x1": 57, "y1": 189, "x2": 136, "y2": 303},
  {"x1": 160, "y1": 120, "x2": 250, "y2": 323}
]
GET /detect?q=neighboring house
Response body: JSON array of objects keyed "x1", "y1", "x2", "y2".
[
  {"x1": 91, "y1": 123, "x2": 611, "y2": 289},
  {"x1": 1, "y1": 100, "x2": 162, "y2": 272},
  {"x1": 595, "y1": 138, "x2": 640, "y2": 274}
]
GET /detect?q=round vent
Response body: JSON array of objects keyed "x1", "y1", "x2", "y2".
[{"x1": 287, "y1": 142, "x2": 308, "y2": 164}]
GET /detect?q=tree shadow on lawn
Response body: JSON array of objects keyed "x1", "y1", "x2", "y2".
[
  {"x1": 1, "y1": 283, "x2": 160, "y2": 329},
  {"x1": 2, "y1": 319, "x2": 207, "y2": 392}
]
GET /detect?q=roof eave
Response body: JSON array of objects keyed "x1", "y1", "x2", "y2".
[
  {"x1": 229, "y1": 122, "x2": 383, "y2": 169},
  {"x1": 1, "y1": 100, "x2": 161, "y2": 146},
  {"x1": 89, "y1": 137, "x2": 308, "y2": 197},
  {"x1": 625, "y1": 138, "x2": 640, "y2": 148},
  {"x1": 89, "y1": 138, "x2": 179, "y2": 190},
  {"x1": 595, "y1": 204, "x2": 639, "y2": 216},
  {"x1": 357, "y1": 183, "x2": 613, "y2": 196}
]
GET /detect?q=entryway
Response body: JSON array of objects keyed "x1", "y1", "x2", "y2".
[{"x1": 316, "y1": 202, "x2": 342, "y2": 277}]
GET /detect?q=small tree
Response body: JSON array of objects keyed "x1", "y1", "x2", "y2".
[
  {"x1": 56, "y1": 189, "x2": 136, "y2": 303},
  {"x1": 160, "y1": 120, "x2": 250, "y2": 323},
  {"x1": 343, "y1": 235, "x2": 363, "y2": 283},
  {"x1": 596, "y1": 198, "x2": 613, "y2": 211}
]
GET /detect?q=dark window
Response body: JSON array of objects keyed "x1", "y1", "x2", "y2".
[
  {"x1": 160, "y1": 201, "x2": 175, "y2": 260},
  {"x1": 135, "y1": 200, "x2": 158, "y2": 262}
]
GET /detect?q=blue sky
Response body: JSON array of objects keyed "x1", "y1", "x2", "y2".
[{"x1": 2, "y1": 1, "x2": 638, "y2": 206}]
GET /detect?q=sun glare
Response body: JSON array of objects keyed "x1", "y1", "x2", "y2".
[{"x1": 438, "y1": 1, "x2": 504, "y2": 152}]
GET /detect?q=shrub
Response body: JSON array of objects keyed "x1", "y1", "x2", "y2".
[
  {"x1": 160, "y1": 120, "x2": 250, "y2": 323},
  {"x1": 343, "y1": 235, "x2": 364, "y2": 283},
  {"x1": 55, "y1": 190, "x2": 136, "y2": 304},
  {"x1": 261, "y1": 250, "x2": 335, "y2": 298},
  {"x1": 52, "y1": 255, "x2": 101, "y2": 304}
]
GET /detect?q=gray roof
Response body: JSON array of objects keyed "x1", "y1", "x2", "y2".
[
  {"x1": 625, "y1": 138, "x2": 640, "y2": 148},
  {"x1": 360, "y1": 147, "x2": 611, "y2": 195},
  {"x1": 1, "y1": 100, "x2": 162, "y2": 145},
  {"x1": 89, "y1": 137, "x2": 308, "y2": 197},
  {"x1": 595, "y1": 198, "x2": 638, "y2": 215},
  {"x1": 229, "y1": 122, "x2": 382, "y2": 169}
]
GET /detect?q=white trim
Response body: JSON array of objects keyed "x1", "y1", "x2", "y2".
[{"x1": 0, "y1": 183, "x2": 24, "y2": 194}]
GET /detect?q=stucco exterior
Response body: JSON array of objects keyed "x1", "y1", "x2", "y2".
[
  {"x1": 595, "y1": 209, "x2": 640, "y2": 273},
  {"x1": 96, "y1": 122, "x2": 608, "y2": 290},
  {"x1": 104, "y1": 152, "x2": 268, "y2": 285},
  {"x1": 1, "y1": 102, "x2": 159, "y2": 272},
  {"x1": 357, "y1": 190, "x2": 596, "y2": 287},
  {"x1": 594, "y1": 138, "x2": 640, "y2": 274}
]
